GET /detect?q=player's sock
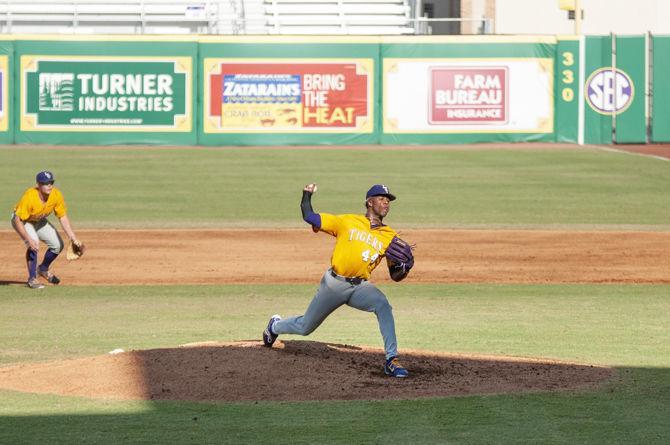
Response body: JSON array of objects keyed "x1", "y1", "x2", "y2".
[
  {"x1": 39, "y1": 249, "x2": 59, "y2": 272},
  {"x1": 26, "y1": 249, "x2": 38, "y2": 280}
]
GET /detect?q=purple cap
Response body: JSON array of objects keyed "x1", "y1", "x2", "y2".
[
  {"x1": 36, "y1": 171, "x2": 55, "y2": 183},
  {"x1": 366, "y1": 184, "x2": 396, "y2": 201}
]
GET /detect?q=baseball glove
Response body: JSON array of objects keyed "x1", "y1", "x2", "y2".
[
  {"x1": 385, "y1": 236, "x2": 414, "y2": 271},
  {"x1": 66, "y1": 240, "x2": 86, "y2": 261}
]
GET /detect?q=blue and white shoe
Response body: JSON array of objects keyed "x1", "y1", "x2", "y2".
[
  {"x1": 262, "y1": 314, "x2": 281, "y2": 347},
  {"x1": 384, "y1": 356, "x2": 409, "y2": 378},
  {"x1": 38, "y1": 267, "x2": 60, "y2": 285}
]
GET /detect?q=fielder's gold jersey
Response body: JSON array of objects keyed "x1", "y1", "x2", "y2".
[
  {"x1": 320, "y1": 213, "x2": 398, "y2": 280},
  {"x1": 13, "y1": 187, "x2": 67, "y2": 222}
]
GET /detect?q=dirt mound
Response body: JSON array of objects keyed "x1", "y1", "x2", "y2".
[{"x1": 0, "y1": 341, "x2": 613, "y2": 402}]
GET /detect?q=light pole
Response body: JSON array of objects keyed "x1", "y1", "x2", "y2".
[
  {"x1": 574, "y1": 0, "x2": 582, "y2": 34},
  {"x1": 559, "y1": 0, "x2": 582, "y2": 35}
]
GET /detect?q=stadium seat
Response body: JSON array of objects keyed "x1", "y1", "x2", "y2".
[
  {"x1": 0, "y1": 0, "x2": 233, "y2": 34},
  {"x1": 0, "y1": 0, "x2": 416, "y2": 35},
  {"x1": 264, "y1": 0, "x2": 415, "y2": 35}
]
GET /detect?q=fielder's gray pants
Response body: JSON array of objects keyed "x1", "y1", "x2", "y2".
[
  {"x1": 11, "y1": 215, "x2": 64, "y2": 254},
  {"x1": 273, "y1": 269, "x2": 399, "y2": 360}
]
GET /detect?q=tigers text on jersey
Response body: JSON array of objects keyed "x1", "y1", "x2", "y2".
[
  {"x1": 13, "y1": 187, "x2": 67, "y2": 222},
  {"x1": 319, "y1": 213, "x2": 397, "y2": 280}
]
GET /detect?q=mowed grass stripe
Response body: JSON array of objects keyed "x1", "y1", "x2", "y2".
[
  {"x1": 1, "y1": 283, "x2": 667, "y2": 368},
  {"x1": 1, "y1": 146, "x2": 669, "y2": 227}
]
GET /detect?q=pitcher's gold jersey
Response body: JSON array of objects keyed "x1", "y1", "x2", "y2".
[{"x1": 320, "y1": 213, "x2": 397, "y2": 280}]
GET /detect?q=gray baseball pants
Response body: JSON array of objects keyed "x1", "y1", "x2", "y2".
[
  {"x1": 11, "y1": 216, "x2": 64, "y2": 253},
  {"x1": 272, "y1": 269, "x2": 399, "y2": 360}
]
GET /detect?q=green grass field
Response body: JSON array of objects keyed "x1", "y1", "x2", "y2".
[
  {"x1": 1, "y1": 146, "x2": 669, "y2": 227},
  {"x1": 1, "y1": 146, "x2": 669, "y2": 444},
  {"x1": 0, "y1": 284, "x2": 668, "y2": 444}
]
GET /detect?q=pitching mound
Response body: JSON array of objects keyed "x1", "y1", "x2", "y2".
[{"x1": 0, "y1": 341, "x2": 613, "y2": 402}]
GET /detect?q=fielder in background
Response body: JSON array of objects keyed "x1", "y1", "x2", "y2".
[
  {"x1": 11, "y1": 171, "x2": 82, "y2": 289},
  {"x1": 263, "y1": 183, "x2": 415, "y2": 378}
]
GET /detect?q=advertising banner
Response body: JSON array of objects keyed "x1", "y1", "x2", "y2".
[
  {"x1": 383, "y1": 58, "x2": 553, "y2": 135},
  {"x1": 21, "y1": 56, "x2": 192, "y2": 132},
  {"x1": 0, "y1": 40, "x2": 11, "y2": 143},
  {"x1": 0, "y1": 55, "x2": 8, "y2": 133},
  {"x1": 203, "y1": 59, "x2": 373, "y2": 134},
  {"x1": 428, "y1": 66, "x2": 508, "y2": 124}
]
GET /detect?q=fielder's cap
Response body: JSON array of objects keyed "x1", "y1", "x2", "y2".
[
  {"x1": 366, "y1": 184, "x2": 396, "y2": 201},
  {"x1": 36, "y1": 170, "x2": 55, "y2": 184}
]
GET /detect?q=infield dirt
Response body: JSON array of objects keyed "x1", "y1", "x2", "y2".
[
  {"x1": 2, "y1": 227, "x2": 667, "y2": 401},
  {"x1": 1, "y1": 228, "x2": 669, "y2": 285},
  {"x1": 0, "y1": 229, "x2": 670, "y2": 286}
]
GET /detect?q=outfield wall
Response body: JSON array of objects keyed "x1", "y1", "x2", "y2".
[
  {"x1": 0, "y1": 34, "x2": 667, "y2": 146},
  {"x1": 0, "y1": 40, "x2": 12, "y2": 144}
]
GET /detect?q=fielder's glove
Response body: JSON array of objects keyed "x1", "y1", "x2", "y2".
[
  {"x1": 385, "y1": 236, "x2": 414, "y2": 273},
  {"x1": 66, "y1": 240, "x2": 86, "y2": 261}
]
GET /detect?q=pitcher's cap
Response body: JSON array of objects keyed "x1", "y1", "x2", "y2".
[
  {"x1": 36, "y1": 171, "x2": 55, "y2": 183},
  {"x1": 366, "y1": 184, "x2": 396, "y2": 201}
]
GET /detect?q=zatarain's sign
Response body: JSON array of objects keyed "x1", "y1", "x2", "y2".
[
  {"x1": 585, "y1": 67, "x2": 634, "y2": 115},
  {"x1": 204, "y1": 59, "x2": 373, "y2": 133},
  {"x1": 21, "y1": 56, "x2": 192, "y2": 131}
]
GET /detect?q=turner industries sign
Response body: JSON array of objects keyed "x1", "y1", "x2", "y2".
[
  {"x1": 21, "y1": 56, "x2": 191, "y2": 131},
  {"x1": 429, "y1": 67, "x2": 508, "y2": 125}
]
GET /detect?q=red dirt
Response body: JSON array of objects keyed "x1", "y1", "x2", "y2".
[
  {"x1": 611, "y1": 144, "x2": 670, "y2": 160},
  {"x1": 1, "y1": 228, "x2": 669, "y2": 286},
  {"x1": 0, "y1": 341, "x2": 613, "y2": 402},
  {"x1": 4, "y1": 227, "x2": 664, "y2": 401}
]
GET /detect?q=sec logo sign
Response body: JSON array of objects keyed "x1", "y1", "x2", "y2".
[{"x1": 585, "y1": 68, "x2": 634, "y2": 115}]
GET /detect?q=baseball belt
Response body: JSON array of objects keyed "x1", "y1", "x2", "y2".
[{"x1": 330, "y1": 269, "x2": 366, "y2": 285}]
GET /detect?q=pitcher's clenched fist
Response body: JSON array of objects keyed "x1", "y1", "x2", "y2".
[{"x1": 303, "y1": 183, "x2": 318, "y2": 193}]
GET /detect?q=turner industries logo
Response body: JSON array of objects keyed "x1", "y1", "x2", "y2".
[
  {"x1": 429, "y1": 67, "x2": 508, "y2": 125},
  {"x1": 39, "y1": 73, "x2": 75, "y2": 111},
  {"x1": 22, "y1": 57, "x2": 190, "y2": 130}
]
